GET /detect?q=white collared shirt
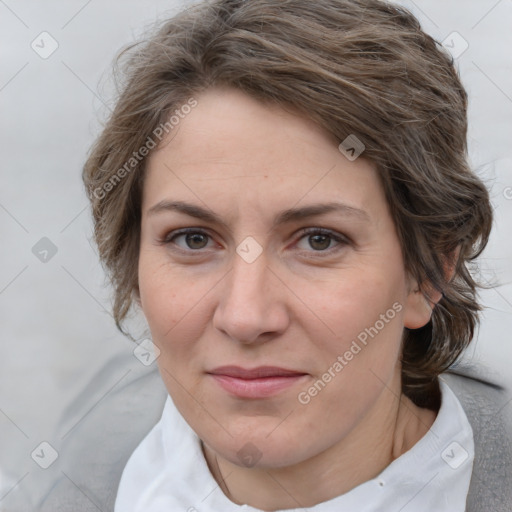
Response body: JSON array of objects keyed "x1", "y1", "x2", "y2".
[{"x1": 115, "y1": 378, "x2": 474, "y2": 511}]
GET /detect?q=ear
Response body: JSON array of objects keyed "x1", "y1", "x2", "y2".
[{"x1": 403, "y1": 246, "x2": 460, "y2": 329}]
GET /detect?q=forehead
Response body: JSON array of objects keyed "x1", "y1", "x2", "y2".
[
  {"x1": 154, "y1": 87, "x2": 343, "y2": 167},
  {"x1": 143, "y1": 87, "x2": 386, "y2": 223}
]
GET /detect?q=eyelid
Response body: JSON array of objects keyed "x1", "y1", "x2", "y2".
[
  {"x1": 160, "y1": 226, "x2": 351, "y2": 255},
  {"x1": 295, "y1": 226, "x2": 351, "y2": 242},
  {"x1": 293, "y1": 227, "x2": 350, "y2": 253},
  {"x1": 160, "y1": 227, "x2": 218, "y2": 252}
]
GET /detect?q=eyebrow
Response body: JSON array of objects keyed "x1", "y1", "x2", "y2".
[{"x1": 147, "y1": 200, "x2": 370, "y2": 228}]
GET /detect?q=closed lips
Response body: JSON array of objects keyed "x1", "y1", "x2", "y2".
[{"x1": 208, "y1": 366, "x2": 308, "y2": 379}]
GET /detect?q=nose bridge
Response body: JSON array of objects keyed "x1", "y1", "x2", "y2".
[
  {"x1": 228, "y1": 231, "x2": 272, "y2": 300},
  {"x1": 213, "y1": 244, "x2": 288, "y2": 343},
  {"x1": 230, "y1": 248, "x2": 269, "y2": 301}
]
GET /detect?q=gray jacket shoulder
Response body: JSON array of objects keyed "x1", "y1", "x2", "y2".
[
  {"x1": 10, "y1": 356, "x2": 511, "y2": 512},
  {"x1": 21, "y1": 353, "x2": 168, "y2": 512},
  {"x1": 442, "y1": 363, "x2": 512, "y2": 512}
]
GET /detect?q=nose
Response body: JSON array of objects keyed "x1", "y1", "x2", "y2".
[{"x1": 212, "y1": 249, "x2": 290, "y2": 345}]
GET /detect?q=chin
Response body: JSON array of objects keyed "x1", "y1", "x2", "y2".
[{"x1": 208, "y1": 430, "x2": 316, "y2": 470}]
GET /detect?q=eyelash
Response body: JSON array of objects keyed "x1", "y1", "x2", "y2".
[{"x1": 159, "y1": 227, "x2": 350, "y2": 256}]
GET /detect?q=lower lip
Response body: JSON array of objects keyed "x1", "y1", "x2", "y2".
[{"x1": 209, "y1": 374, "x2": 308, "y2": 398}]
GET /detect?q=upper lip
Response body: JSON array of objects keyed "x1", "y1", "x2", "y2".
[{"x1": 208, "y1": 366, "x2": 308, "y2": 379}]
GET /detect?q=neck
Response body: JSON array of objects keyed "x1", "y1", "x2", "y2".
[{"x1": 202, "y1": 374, "x2": 438, "y2": 511}]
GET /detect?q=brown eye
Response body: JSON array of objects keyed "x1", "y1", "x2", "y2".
[
  {"x1": 183, "y1": 232, "x2": 209, "y2": 249},
  {"x1": 295, "y1": 228, "x2": 349, "y2": 254},
  {"x1": 163, "y1": 229, "x2": 213, "y2": 251},
  {"x1": 308, "y1": 233, "x2": 332, "y2": 251}
]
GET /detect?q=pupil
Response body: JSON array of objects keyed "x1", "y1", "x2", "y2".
[
  {"x1": 310, "y1": 234, "x2": 330, "y2": 250},
  {"x1": 187, "y1": 233, "x2": 207, "y2": 249}
]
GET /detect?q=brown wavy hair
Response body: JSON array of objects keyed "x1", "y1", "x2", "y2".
[{"x1": 82, "y1": 0, "x2": 493, "y2": 408}]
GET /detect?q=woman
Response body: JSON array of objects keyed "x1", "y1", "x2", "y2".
[{"x1": 79, "y1": 0, "x2": 511, "y2": 510}]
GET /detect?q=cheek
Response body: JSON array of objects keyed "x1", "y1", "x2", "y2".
[
  {"x1": 139, "y1": 247, "x2": 188, "y2": 322},
  {"x1": 306, "y1": 264, "x2": 407, "y2": 349},
  {"x1": 294, "y1": 260, "x2": 408, "y2": 414},
  {"x1": 293, "y1": 270, "x2": 406, "y2": 442},
  {"x1": 137, "y1": 249, "x2": 216, "y2": 361},
  {"x1": 138, "y1": 252, "x2": 180, "y2": 337},
  {"x1": 138, "y1": 256, "x2": 213, "y2": 406}
]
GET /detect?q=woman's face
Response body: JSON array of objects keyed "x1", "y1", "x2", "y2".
[{"x1": 138, "y1": 86, "x2": 430, "y2": 468}]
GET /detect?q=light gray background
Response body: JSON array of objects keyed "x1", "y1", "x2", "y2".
[{"x1": 1, "y1": 0, "x2": 511, "y2": 507}]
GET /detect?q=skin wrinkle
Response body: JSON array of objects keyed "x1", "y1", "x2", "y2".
[
  {"x1": 137, "y1": 86, "x2": 439, "y2": 510},
  {"x1": 79, "y1": 3, "x2": 496, "y2": 506},
  {"x1": 82, "y1": 0, "x2": 492, "y2": 413}
]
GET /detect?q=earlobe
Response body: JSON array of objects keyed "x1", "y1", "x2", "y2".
[
  {"x1": 403, "y1": 283, "x2": 441, "y2": 330},
  {"x1": 402, "y1": 245, "x2": 460, "y2": 330}
]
